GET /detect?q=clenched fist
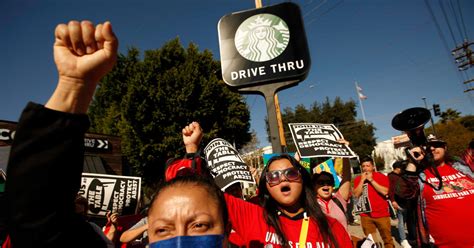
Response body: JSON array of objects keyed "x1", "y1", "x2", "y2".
[{"x1": 46, "y1": 20, "x2": 118, "y2": 114}]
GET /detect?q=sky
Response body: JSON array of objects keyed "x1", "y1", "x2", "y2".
[{"x1": 1, "y1": 0, "x2": 473, "y2": 149}]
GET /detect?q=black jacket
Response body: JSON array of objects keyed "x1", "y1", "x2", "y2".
[{"x1": 5, "y1": 103, "x2": 106, "y2": 248}]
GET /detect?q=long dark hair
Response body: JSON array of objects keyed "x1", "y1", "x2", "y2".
[{"x1": 257, "y1": 154, "x2": 339, "y2": 247}]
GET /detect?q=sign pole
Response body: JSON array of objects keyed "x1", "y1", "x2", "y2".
[
  {"x1": 253, "y1": 0, "x2": 287, "y2": 153},
  {"x1": 239, "y1": 81, "x2": 298, "y2": 153},
  {"x1": 218, "y1": 2, "x2": 311, "y2": 153}
]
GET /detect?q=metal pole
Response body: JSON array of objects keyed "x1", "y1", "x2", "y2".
[{"x1": 422, "y1": 97, "x2": 437, "y2": 135}]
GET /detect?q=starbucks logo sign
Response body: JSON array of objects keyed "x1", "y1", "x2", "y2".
[{"x1": 234, "y1": 14, "x2": 290, "y2": 62}]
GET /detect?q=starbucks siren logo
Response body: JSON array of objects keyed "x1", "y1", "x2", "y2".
[{"x1": 235, "y1": 14, "x2": 290, "y2": 62}]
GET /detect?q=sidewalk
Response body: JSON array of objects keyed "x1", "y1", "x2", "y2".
[{"x1": 347, "y1": 215, "x2": 403, "y2": 248}]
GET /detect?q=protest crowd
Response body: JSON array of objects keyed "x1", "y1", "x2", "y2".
[{"x1": 1, "y1": 20, "x2": 474, "y2": 248}]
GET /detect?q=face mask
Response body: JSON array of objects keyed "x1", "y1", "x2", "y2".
[{"x1": 149, "y1": 234, "x2": 224, "y2": 248}]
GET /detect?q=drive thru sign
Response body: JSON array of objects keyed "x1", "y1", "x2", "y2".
[{"x1": 218, "y1": 2, "x2": 310, "y2": 87}]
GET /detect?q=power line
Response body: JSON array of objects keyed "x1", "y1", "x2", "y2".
[
  {"x1": 438, "y1": 0, "x2": 458, "y2": 45},
  {"x1": 448, "y1": 0, "x2": 465, "y2": 42},
  {"x1": 455, "y1": 0, "x2": 469, "y2": 40},
  {"x1": 305, "y1": 0, "x2": 344, "y2": 26},
  {"x1": 303, "y1": 0, "x2": 327, "y2": 18}
]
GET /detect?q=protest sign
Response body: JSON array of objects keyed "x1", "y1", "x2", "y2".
[
  {"x1": 288, "y1": 123, "x2": 356, "y2": 158},
  {"x1": 204, "y1": 138, "x2": 254, "y2": 190},
  {"x1": 79, "y1": 173, "x2": 141, "y2": 217},
  {"x1": 354, "y1": 184, "x2": 372, "y2": 215}
]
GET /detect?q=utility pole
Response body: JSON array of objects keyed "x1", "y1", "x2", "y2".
[
  {"x1": 422, "y1": 97, "x2": 437, "y2": 136},
  {"x1": 452, "y1": 41, "x2": 474, "y2": 93}
]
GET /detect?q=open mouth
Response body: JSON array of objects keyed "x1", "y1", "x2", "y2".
[
  {"x1": 322, "y1": 187, "x2": 330, "y2": 193},
  {"x1": 281, "y1": 185, "x2": 291, "y2": 193}
]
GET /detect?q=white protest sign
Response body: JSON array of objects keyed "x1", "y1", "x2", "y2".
[
  {"x1": 288, "y1": 123, "x2": 356, "y2": 158},
  {"x1": 204, "y1": 138, "x2": 254, "y2": 190},
  {"x1": 79, "y1": 173, "x2": 141, "y2": 217}
]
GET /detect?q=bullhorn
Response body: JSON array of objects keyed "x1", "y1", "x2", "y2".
[{"x1": 391, "y1": 107, "x2": 431, "y2": 146}]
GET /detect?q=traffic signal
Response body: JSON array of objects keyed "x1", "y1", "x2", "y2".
[{"x1": 433, "y1": 104, "x2": 441, "y2": 116}]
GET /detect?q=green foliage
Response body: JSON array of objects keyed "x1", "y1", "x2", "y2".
[
  {"x1": 432, "y1": 118, "x2": 474, "y2": 157},
  {"x1": 440, "y1": 108, "x2": 462, "y2": 123},
  {"x1": 459, "y1": 115, "x2": 474, "y2": 132},
  {"x1": 88, "y1": 39, "x2": 251, "y2": 185},
  {"x1": 277, "y1": 97, "x2": 377, "y2": 158}
]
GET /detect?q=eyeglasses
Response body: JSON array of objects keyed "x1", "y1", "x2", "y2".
[{"x1": 265, "y1": 167, "x2": 301, "y2": 186}]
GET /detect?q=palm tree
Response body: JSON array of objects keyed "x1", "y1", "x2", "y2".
[{"x1": 440, "y1": 108, "x2": 461, "y2": 123}]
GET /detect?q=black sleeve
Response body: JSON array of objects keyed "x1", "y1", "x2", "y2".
[{"x1": 5, "y1": 102, "x2": 106, "y2": 248}]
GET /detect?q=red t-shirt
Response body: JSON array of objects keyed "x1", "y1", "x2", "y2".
[
  {"x1": 354, "y1": 172, "x2": 390, "y2": 218},
  {"x1": 422, "y1": 164, "x2": 474, "y2": 247},
  {"x1": 224, "y1": 194, "x2": 351, "y2": 247}
]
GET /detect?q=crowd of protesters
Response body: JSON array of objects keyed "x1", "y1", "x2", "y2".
[{"x1": 2, "y1": 19, "x2": 474, "y2": 248}]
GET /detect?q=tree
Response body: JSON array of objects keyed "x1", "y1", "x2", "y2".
[
  {"x1": 275, "y1": 97, "x2": 377, "y2": 158},
  {"x1": 239, "y1": 130, "x2": 261, "y2": 155},
  {"x1": 88, "y1": 39, "x2": 251, "y2": 184},
  {"x1": 439, "y1": 108, "x2": 461, "y2": 123},
  {"x1": 459, "y1": 115, "x2": 474, "y2": 132},
  {"x1": 433, "y1": 120, "x2": 474, "y2": 158}
]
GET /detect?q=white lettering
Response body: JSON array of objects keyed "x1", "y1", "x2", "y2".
[
  {"x1": 230, "y1": 66, "x2": 267, "y2": 80},
  {"x1": 0, "y1": 128, "x2": 15, "y2": 141}
]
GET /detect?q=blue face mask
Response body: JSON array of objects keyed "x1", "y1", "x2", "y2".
[{"x1": 149, "y1": 234, "x2": 224, "y2": 248}]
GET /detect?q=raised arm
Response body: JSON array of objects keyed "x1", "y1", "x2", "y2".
[
  {"x1": 182, "y1": 122, "x2": 203, "y2": 153},
  {"x1": 336, "y1": 139, "x2": 352, "y2": 201},
  {"x1": 46, "y1": 21, "x2": 118, "y2": 113},
  {"x1": 338, "y1": 158, "x2": 352, "y2": 201},
  {"x1": 6, "y1": 20, "x2": 118, "y2": 247}
]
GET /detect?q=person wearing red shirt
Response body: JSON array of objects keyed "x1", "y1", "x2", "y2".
[
  {"x1": 353, "y1": 157, "x2": 394, "y2": 248},
  {"x1": 178, "y1": 123, "x2": 351, "y2": 247},
  {"x1": 405, "y1": 136, "x2": 474, "y2": 248}
]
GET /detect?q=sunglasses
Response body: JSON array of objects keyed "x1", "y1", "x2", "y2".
[
  {"x1": 428, "y1": 142, "x2": 445, "y2": 149},
  {"x1": 265, "y1": 167, "x2": 301, "y2": 186},
  {"x1": 316, "y1": 179, "x2": 334, "y2": 187}
]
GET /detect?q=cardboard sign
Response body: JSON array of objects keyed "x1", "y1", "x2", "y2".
[
  {"x1": 79, "y1": 173, "x2": 141, "y2": 217},
  {"x1": 204, "y1": 138, "x2": 254, "y2": 190},
  {"x1": 218, "y1": 2, "x2": 310, "y2": 87},
  {"x1": 288, "y1": 123, "x2": 356, "y2": 158}
]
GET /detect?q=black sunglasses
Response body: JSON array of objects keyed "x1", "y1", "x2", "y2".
[
  {"x1": 316, "y1": 179, "x2": 334, "y2": 187},
  {"x1": 428, "y1": 142, "x2": 445, "y2": 149}
]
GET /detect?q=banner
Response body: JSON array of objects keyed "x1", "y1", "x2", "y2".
[
  {"x1": 79, "y1": 173, "x2": 141, "y2": 217},
  {"x1": 354, "y1": 183, "x2": 372, "y2": 215},
  {"x1": 288, "y1": 123, "x2": 356, "y2": 158},
  {"x1": 312, "y1": 158, "x2": 341, "y2": 188},
  {"x1": 204, "y1": 138, "x2": 254, "y2": 190}
]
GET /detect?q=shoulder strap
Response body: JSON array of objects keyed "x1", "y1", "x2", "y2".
[{"x1": 332, "y1": 197, "x2": 345, "y2": 213}]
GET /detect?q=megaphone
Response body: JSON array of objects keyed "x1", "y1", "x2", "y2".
[
  {"x1": 391, "y1": 107, "x2": 431, "y2": 146},
  {"x1": 391, "y1": 107, "x2": 443, "y2": 190}
]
